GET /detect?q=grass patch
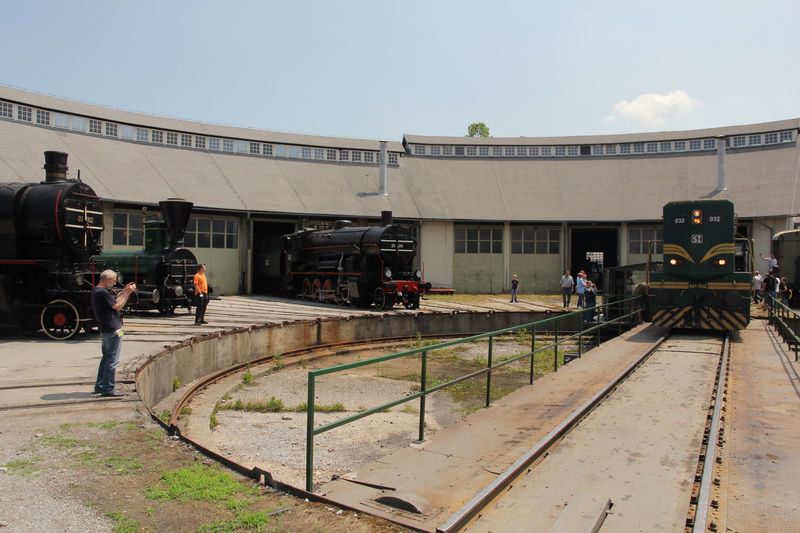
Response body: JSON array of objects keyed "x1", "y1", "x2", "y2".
[
  {"x1": 217, "y1": 397, "x2": 285, "y2": 413},
  {"x1": 145, "y1": 463, "x2": 255, "y2": 503},
  {"x1": 197, "y1": 509, "x2": 273, "y2": 532},
  {"x1": 2, "y1": 456, "x2": 43, "y2": 476},
  {"x1": 293, "y1": 402, "x2": 346, "y2": 413},
  {"x1": 107, "y1": 511, "x2": 141, "y2": 533},
  {"x1": 104, "y1": 455, "x2": 143, "y2": 475}
]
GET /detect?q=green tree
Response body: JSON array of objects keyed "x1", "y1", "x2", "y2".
[{"x1": 466, "y1": 122, "x2": 491, "y2": 137}]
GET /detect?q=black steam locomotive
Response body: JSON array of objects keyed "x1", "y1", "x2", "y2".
[
  {"x1": 99, "y1": 199, "x2": 198, "y2": 314},
  {"x1": 258, "y1": 212, "x2": 430, "y2": 309},
  {"x1": 0, "y1": 151, "x2": 104, "y2": 339}
]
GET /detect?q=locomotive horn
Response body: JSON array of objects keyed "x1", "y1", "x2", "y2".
[
  {"x1": 43, "y1": 151, "x2": 69, "y2": 183},
  {"x1": 159, "y1": 198, "x2": 193, "y2": 250}
]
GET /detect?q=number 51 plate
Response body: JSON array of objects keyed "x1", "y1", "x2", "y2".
[{"x1": 691, "y1": 234, "x2": 703, "y2": 244}]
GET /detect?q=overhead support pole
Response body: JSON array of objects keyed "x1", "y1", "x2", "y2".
[{"x1": 716, "y1": 135, "x2": 727, "y2": 192}]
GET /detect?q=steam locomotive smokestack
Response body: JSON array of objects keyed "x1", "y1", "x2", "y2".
[
  {"x1": 381, "y1": 211, "x2": 392, "y2": 226},
  {"x1": 159, "y1": 198, "x2": 193, "y2": 250},
  {"x1": 378, "y1": 140, "x2": 388, "y2": 196},
  {"x1": 43, "y1": 151, "x2": 69, "y2": 183}
]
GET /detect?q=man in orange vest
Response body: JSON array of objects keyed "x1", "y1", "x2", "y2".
[{"x1": 194, "y1": 264, "x2": 209, "y2": 325}]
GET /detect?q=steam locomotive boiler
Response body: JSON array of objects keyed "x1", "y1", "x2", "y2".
[
  {"x1": 260, "y1": 211, "x2": 430, "y2": 309},
  {"x1": 99, "y1": 199, "x2": 198, "y2": 314},
  {"x1": 0, "y1": 151, "x2": 104, "y2": 339}
]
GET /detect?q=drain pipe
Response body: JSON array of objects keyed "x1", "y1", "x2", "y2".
[
  {"x1": 716, "y1": 135, "x2": 727, "y2": 192},
  {"x1": 378, "y1": 140, "x2": 388, "y2": 196}
]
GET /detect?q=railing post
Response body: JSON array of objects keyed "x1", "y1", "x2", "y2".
[
  {"x1": 416, "y1": 350, "x2": 428, "y2": 443},
  {"x1": 485, "y1": 336, "x2": 493, "y2": 408},
  {"x1": 530, "y1": 325, "x2": 536, "y2": 385},
  {"x1": 554, "y1": 321, "x2": 559, "y2": 372},
  {"x1": 578, "y1": 316, "x2": 584, "y2": 359},
  {"x1": 305, "y1": 372, "x2": 316, "y2": 492}
]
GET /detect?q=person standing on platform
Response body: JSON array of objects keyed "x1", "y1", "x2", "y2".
[
  {"x1": 559, "y1": 270, "x2": 574, "y2": 308},
  {"x1": 92, "y1": 270, "x2": 136, "y2": 397},
  {"x1": 510, "y1": 274, "x2": 520, "y2": 303},
  {"x1": 584, "y1": 280, "x2": 597, "y2": 321},
  {"x1": 576, "y1": 271, "x2": 586, "y2": 308},
  {"x1": 194, "y1": 264, "x2": 209, "y2": 325},
  {"x1": 752, "y1": 271, "x2": 763, "y2": 304},
  {"x1": 759, "y1": 252, "x2": 779, "y2": 277}
]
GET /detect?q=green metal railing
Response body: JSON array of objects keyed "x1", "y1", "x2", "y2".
[
  {"x1": 304, "y1": 295, "x2": 643, "y2": 491},
  {"x1": 766, "y1": 294, "x2": 800, "y2": 361}
]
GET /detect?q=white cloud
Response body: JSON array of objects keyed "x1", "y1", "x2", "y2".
[{"x1": 605, "y1": 90, "x2": 698, "y2": 127}]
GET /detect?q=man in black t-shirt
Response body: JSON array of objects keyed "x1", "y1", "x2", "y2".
[{"x1": 91, "y1": 270, "x2": 136, "y2": 397}]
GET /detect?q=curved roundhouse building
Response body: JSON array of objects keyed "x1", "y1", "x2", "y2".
[{"x1": 1, "y1": 85, "x2": 797, "y2": 295}]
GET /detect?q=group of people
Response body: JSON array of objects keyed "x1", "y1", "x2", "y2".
[
  {"x1": 558, "y1": 270, "x2": 599, "y2": 321},
  {"x1": 752, "y1": 270, "x2": 789, "y2": 305},
  {"x1": 91, "y1": 264, "x2": 211, "y2": 397}
]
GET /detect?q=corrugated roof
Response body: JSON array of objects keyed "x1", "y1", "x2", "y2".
[
  {"x1": 1, "y1": 87, "x2": 799, "y2": 223},
  {"x1": 0, "y1": 85, "x2": 404, "y2": 152},
  {"x1": 404, "y1": 119, "x2": 800, "y2": 146}
]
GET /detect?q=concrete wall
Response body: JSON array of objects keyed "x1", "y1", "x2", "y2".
[{"x1": 136, "y1": 310, "x2": 577, "y2": 410}]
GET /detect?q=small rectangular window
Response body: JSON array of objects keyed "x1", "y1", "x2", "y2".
[
  {"x1": 89, "y1": 119, "x2": 102, "y2": 134},
  {"x1": 17, "y1": 106, "x2": 32, "y2": 121},
  {"x1": 223, "y1": 139, "x2": 233, "y2": 151},
  {"x1": 182, "y1": 134, "x2": 193, "y2": 147},
  {"x1": 166, "y1": 132, "x2": 178, "y2": 145},
  {"x1": 136, "y1": 128, "x2": 149, "y2": 142},
  {"x1": 195, "y1": 136, "x2": 206, "y2": 149},
  {"x1": 71, "y1": 116, "x2": 86, "y2": 132},
  {"x1": 53, "y1": 113, "x2": 69, "y2": 128},
  {"x1": 105, "y1": 123, "x2": 118, "y2": 136},
  {"x1": 36, "y1": 109, "x2": 50, "y2": 125},
  {"x1": 120, "y1": 125, "x2": 134, "y2": 139},
  {"x1": 152, "y1": 130, "x2": 163, "y2": 143},
  {"x1": 0, "y1": 101, "x2": 11, "y2": 118}
]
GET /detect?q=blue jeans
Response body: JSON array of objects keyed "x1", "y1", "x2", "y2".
[
  {"x1": 96, "y1": 330, "x2": 122, "y2": 394},
  {"x1": 576, "y1": 292, "x2": 584, "y2": 308},
  {"x1": 510, "y1": 289, "x2": 518, "y2": 302},
  {"x1": 561, "y1": 287, "x2": 572, "y2": 307}
]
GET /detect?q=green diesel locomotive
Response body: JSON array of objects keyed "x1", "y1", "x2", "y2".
[{"x1": 648, "y1": 199, "x2": 752, "y2": 331}]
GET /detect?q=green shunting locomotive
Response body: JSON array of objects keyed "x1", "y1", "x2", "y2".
[
  {"x1": 99, "y1": 199, "x2": 198, "y2": 314},
  {"x1": 648, "y1": 199, "x2": 753, "y2": 331}
]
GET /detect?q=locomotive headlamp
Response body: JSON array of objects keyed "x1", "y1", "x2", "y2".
[
  {"x1": 415, "y1": 269, "x2": 422, "y2": 280},
  {"x1": 716, "y1": 259, "x2": 727, "y2": 266},
  {"x1": 691, "y1": 210, "x2": 702, "y2": 225},
  {"x1": 385, "y1": 268, "x2": 392, "y2": 279},
  {"x1": 70, "y1": 273, "x2": 84, "y2": 286},
  {"x1": 669, "y1": 258, "x2": 683, "y2": 266},
  {"x1": 174, "y1": 285, "x2": 184, "y2": 297}
]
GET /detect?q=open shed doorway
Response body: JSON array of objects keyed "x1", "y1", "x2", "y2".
[
  {"x1": 570, "y1": 228, "x2": 618, "y2": 291},
  {"x1": 251, "y1": 220, "x2": 296, "y2": 294}
]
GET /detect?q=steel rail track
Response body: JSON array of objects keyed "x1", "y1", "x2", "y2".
[
  {"x1": 689, "y1": 333, "x2": 730, "y2": 532},
  {"x1": 0, "y1": 378, "x2": 137, "y2": 411}
]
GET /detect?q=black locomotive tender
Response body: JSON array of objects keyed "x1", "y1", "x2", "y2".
[
  {"x1": 0, "y1": 151, "x2": 104, "y2": 339},
  {"x1": 259, "y1": 211, "x2": 430, "y2": 309}
]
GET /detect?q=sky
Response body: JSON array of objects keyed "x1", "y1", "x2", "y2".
[{"x1": 3, "y1": 1, "x2": 798, "y2": 141}]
